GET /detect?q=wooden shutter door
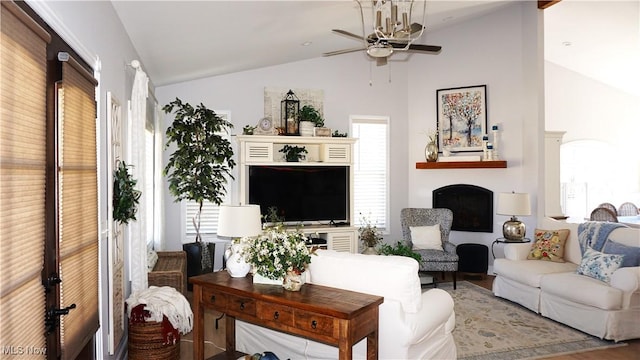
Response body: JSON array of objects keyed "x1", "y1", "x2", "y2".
[
  {"x1": 0, "y1": 1, "x2": 51, "y2": 357},
  {"x1": 56, "y1": 57, "x2": 99, "y2": 359}
]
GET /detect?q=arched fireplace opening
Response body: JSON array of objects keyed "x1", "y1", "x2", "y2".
[{"x1": 433, "y1": 184, "x2": 493, "y2": 232}]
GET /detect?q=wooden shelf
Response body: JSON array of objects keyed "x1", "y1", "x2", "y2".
[{"x1": 416, "y1": 160, "x2": 507, "y2": 169}]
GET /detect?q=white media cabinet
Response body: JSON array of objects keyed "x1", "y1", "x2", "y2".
[{"x1": 236, "y1": 135, "x2": 358, "y2": 253}]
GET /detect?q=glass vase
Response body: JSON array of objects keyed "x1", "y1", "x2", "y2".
[{"x1": 425, "y1": 142, "x2": 438, "y2": 162}]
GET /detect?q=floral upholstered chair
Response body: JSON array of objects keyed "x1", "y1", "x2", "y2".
[{"x1": 401, "y1": 208, "x2": 459, "y2": 289}]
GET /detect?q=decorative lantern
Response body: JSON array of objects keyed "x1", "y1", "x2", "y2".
[{"x1": 281, "y1": 90, "x2": 300, "y2": 136}]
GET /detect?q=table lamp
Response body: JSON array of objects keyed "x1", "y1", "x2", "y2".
[
  {"x1": 497, "y1": 192, "x2": 531, "y2": 241},
  {"x1": 217, "y1": 204, "x2": 263, "y2": 277}
]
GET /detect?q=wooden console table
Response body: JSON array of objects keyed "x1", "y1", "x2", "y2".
[{"x1": 191, "y1": 272, "x2": 384, "y2": 360}]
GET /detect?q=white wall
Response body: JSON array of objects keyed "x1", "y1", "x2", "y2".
[
  {"x1": 545, "y1": 61, "x2": 640, "y2": 212},
  {"x1": 157, "y1": 2, "x2": 543, "y2": 258},
  {"x1": 26, "y1": 1, "x2": 143, "y2": 358},
  {"x1": 156, "y1": 53, "x2": 411, "y2": 249}
]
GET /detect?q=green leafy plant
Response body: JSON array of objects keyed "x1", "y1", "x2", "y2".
[
  {"x1": 298, "y1": 105, "x2": 324, "y2": 127},
  {"x1": 163, "y1": 98, "x2": 236, "y2": 242},
  {"x1": 243, "y1": 125, "x2": 256, "y2": 135},
  {"x1": 112, "y1": 160, "x2": 141, "y2": 225},
  {"x1": 378, "y1": 241, "x2": 423, "y2": 263},
  {"x1": 279, "y1": 145, "x2": 307, "y2": 162}
]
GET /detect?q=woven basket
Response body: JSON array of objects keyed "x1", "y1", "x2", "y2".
[{"x1": 128, "y1": 319, "x2": 180, "y2": 360}]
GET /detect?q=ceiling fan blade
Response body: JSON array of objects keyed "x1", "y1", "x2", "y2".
[
  {"x1": 376, "y1": 57, "x2": 388, "y2": 66},
  {"x1": 407, "y1": 44, "x2": 442, "y2": 53},
  {"x1": 323, "y1": 47, "x2": 366, "y2": 57},
  {"x1": 332, "y1": 29, "x2": 367, "y2": 42}
]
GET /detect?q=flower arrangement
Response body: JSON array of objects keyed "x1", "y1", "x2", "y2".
[
  {"x1": 359, "y1": 214, "x2": 383, "y2": 248},
  {"x1": 242, "y1": 225, "x2": 315, "y2": 280}
]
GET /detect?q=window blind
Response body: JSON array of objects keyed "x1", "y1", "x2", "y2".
[
  {"x1": 57, "y1": 57, "x2": 99, "y2": 360},
  {"x1": 351, "y1": 119, "x2": 389, "y2": 230},
  {"x1": 0, "y1": 1, "x2": 50, "y2": 353}
]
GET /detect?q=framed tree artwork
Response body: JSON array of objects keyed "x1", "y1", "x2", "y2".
[{"x1": 436, "y1": 85, "x2": 487, "y2": 153}]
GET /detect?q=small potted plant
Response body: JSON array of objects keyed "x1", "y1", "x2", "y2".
[
  {"x1": 298, "y1": 105, "x2": 324, "y2": 128},
  {"x1": 359, "y1": 214, "x2": 383, "y2": 255},
  {"x1": 279, "y1": 145, "x2": 307, "y2": 162}
]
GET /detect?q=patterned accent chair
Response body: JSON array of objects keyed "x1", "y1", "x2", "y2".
[
  {"x1": 589, "y1": 207, "x2": 618, "y2": 222},
  {"x1": 401, "y1": 208, "x2": 458, "y2": 289},
  {"x1": 617, "y1": 202, "x2": 639, "y2": 216}
]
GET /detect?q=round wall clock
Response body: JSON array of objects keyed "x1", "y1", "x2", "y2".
[{"x1": 254, "y1": 117, "x2": 277, "y2": 135}]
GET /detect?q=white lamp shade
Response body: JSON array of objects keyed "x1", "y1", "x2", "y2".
[
  {"x1": 217, "y1": 205, "x2": 262, "y2": 238},
  {"x1": 497, "y1": 193, "x2": 531, "y2": 216}
]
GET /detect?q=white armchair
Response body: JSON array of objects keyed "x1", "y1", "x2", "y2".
[{"x1": 236, "y1": 250, "x2": 457, "y2": 359}]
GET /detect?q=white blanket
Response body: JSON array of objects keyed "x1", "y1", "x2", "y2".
[{"x1": 126, "y1": 286, "x2": 193, "y2": 334}]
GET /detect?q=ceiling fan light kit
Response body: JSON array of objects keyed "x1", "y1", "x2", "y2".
[{"x1": 324, "y1": 0, "x2": 441, "y2": 64}]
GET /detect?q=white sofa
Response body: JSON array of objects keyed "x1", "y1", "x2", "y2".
[
  {"x1": 493, "y1": 217, "x2": 640, "y2": 341},
  {"x1": 236, "y1": 250, "x2": 457, "y2": 359}
]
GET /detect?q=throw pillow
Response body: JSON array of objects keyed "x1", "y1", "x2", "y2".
[
  {"x1": 410, "y1": 225, "x2": 443, "y2": 251},
  {"x1": 527, "y1": 228, "x2": 570, "y2": 262},
  {"x1": 602, "y1": 240, "x2": 640, "y2": 268},
  {"x1": 147, "y1": 250, "x2": 158, "y2": 271},
  {"x1": 576, "y1": 247, "x2": 624, "y2": 283}
]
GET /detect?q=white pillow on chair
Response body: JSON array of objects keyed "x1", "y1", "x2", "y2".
[{"x1": 410, "y1": 225, "x2": 443, "y2": 251}]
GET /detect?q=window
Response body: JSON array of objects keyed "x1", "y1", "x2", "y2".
[
  {"x1": 351, "y1": 116, "x2": 389, "y2": 230},
  {"x1": 183, "y1": 112, "x2": 232, "y2": 240}
]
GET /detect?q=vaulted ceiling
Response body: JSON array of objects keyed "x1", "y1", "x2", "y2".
[{"x1": 111, "y1": 1, "x2": 639, "y2": 96}]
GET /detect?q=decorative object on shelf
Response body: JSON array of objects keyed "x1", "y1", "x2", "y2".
[
  {"x1": 254, "y1": 117, "x2": 278, "y2": 135},
  {"x1": 425, "y1": 132, "x2": 438, "y2": 162},
  {"x1": 163, "y1": 98, "x2": 235, "y2": 275},
  {"x1": 491, "y1": 125, "x2": 500, "y2": 160},
  {"x1": 378, "y1": 241, "x2": 422, "y2": 263},
  {"x1": 299, "y1": 120, "x2": 315, "y2": 137},
  {"x1": 332, "y1": 130, "x2": 348, "y2": 137},
  {"x1": 313, "y1": 127, "x2": 332, "y2": 137},
  {"x1": 497, "y1": 192, "x2": 531, "y2": 241},
  {"x1": 281, "y1": 90, "x2": 300, "y2": 136},
  {"x1": 437, "y1": 85, "x2": 487, "y2": 153},
  {"x1": 279, "y1": 144, "x2": 308, "y2": 162},
  {"x1": 299, "y1": 104, "x2": 324, "y2": 128},
  {"x1": 217, "y1": 205, "x2": 263, "y2": 278},
  {"x1": 243, "y1": 124, "x2": 256, "y2": 135},
  {"x1": 112, "y1": 160, "x2": 141, "y2": 225},
  {"x1": 243, "y1": 224, "x2": 316, "y2": 290},
  {"x1": 359, "y1": 214, "x2": 383, "y2": 254}
]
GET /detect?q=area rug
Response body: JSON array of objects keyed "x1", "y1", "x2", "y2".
[{"x1": 435, "y1": 281, "x2": 626, "y2": 360}]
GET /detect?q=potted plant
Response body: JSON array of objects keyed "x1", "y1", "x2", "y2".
[
  {"x1": 163, "y1": 98, "x2": 236, "y2": 280},
  {"x1": 298, "y1": 105, "x2": 324, "y2": 128},
  {"x1": 378, "y1": 241, "x2": 423, "y2": 263},
  {"x1": 359, "y1": 214, "x2": 383, "y2": 255},
  {"x1": 279, "y1": 145, "x2": 307, "y2": 162},
  {"x1": 113, "y1": 160, "x2": 141, "y2": 225}
]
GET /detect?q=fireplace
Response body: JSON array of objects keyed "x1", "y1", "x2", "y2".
[{"x1": 433, "y1": 184, "x2": 493, "y2": 232}]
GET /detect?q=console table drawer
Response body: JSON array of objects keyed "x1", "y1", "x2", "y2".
[
  {"x1": 202, "y1": 288, "x2": 228, "y2": 309},
  {"x1": 294, "y1": 310, "x2": 335, "y2": 338},
  {"x1": 258, "y1": 303, "x2": 294, "y2": 326},
  {"x1": 227, "y1": 295, "x2": 257, "y2": 316}
]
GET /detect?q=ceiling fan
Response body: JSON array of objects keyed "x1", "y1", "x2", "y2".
[{"x1": 323, "y1": 0, "x2": 442, "y2": 66}]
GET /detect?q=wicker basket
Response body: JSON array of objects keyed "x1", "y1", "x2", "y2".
[
  {"x1": 128, "y1": 318, "x2": 180, "y2": 360},
  {"x1": 148, "y1": 251, "x2": 187, "y2": 296}
]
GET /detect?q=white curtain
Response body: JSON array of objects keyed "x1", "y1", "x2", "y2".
[{"x1": 130, "y1": 66, "x2": 149, "y2": 292}]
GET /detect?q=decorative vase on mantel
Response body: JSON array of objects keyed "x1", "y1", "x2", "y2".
[{"x1": 425, "y1": 141, "x2": 438, "y2": 162}]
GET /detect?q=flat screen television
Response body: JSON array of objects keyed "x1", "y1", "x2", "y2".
[{"x1": 248, "y1": 165, "x2": 349, "y2": 225}]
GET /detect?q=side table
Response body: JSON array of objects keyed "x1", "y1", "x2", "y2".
[{"x1": 491, "y1": 238, "x2": 531, "y2": 258}]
